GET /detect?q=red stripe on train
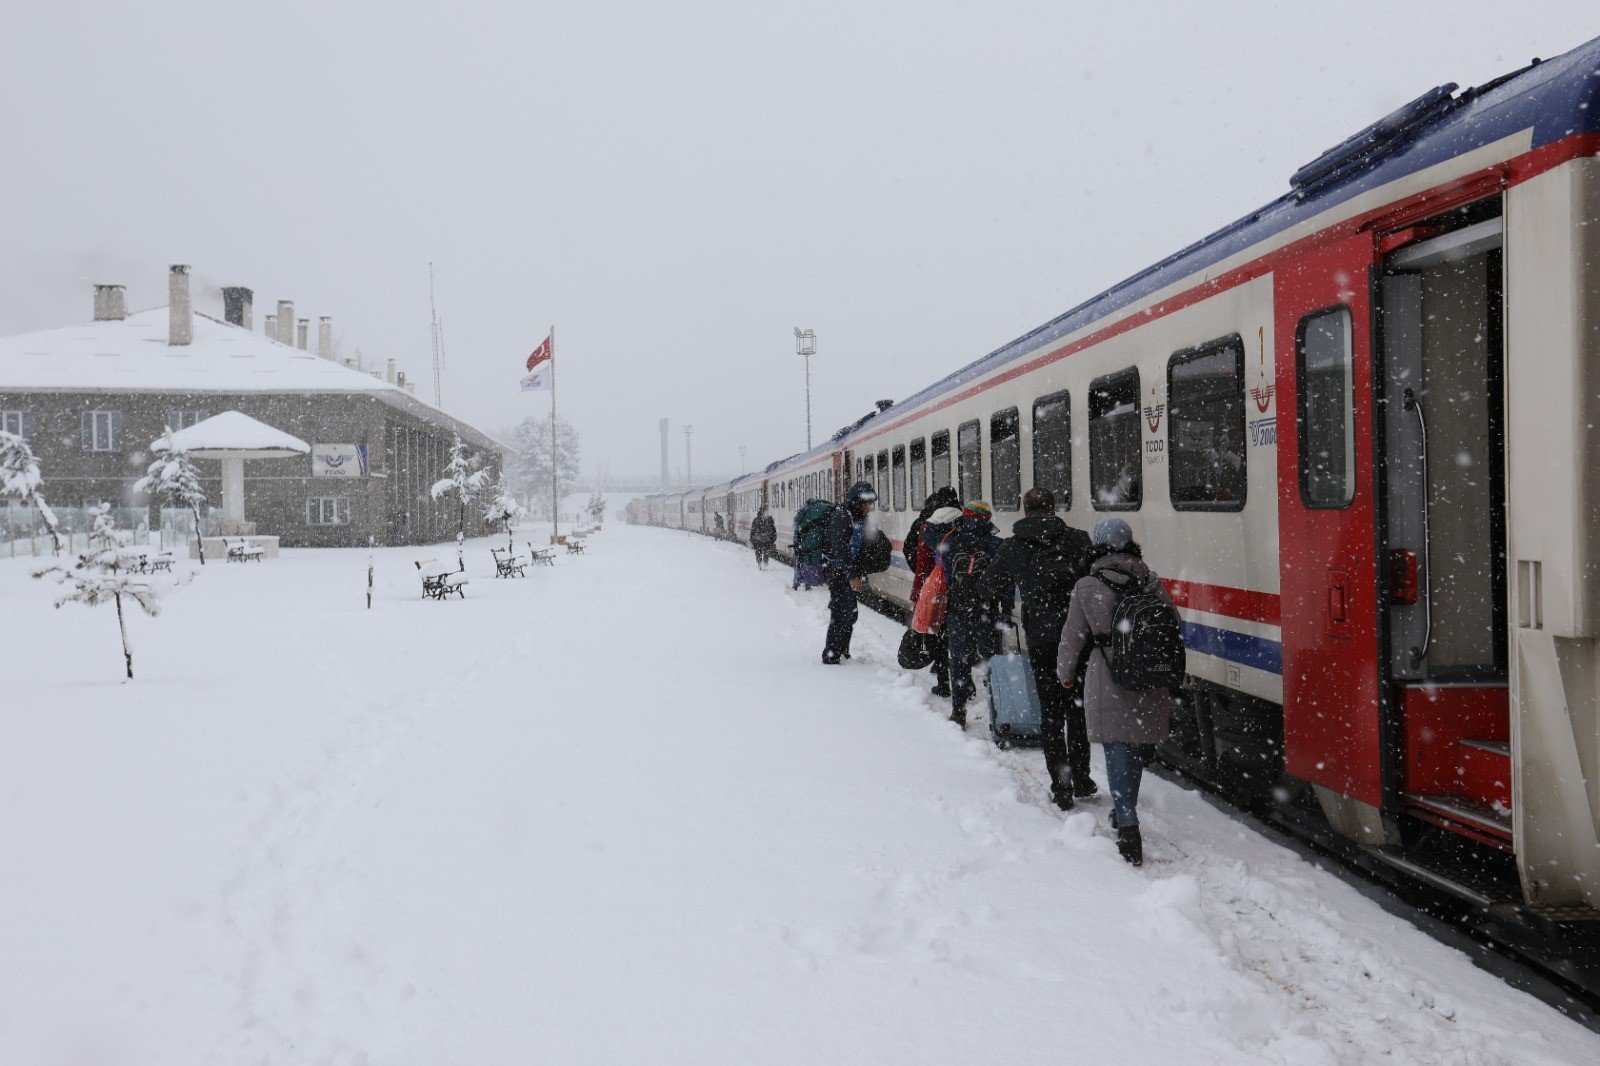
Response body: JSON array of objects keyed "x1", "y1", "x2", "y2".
[{"x1": 1163, "y1": 579, "x2": 1280, "y2": 627}]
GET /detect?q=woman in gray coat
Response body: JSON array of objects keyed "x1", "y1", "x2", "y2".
[{"x1": 1055, "y1": 517, "x2": 1176, "y2": 865}]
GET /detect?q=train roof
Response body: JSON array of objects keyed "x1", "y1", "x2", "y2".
[{"x1": 844, "y1": 35, "x2": 1600, "y2": 439}]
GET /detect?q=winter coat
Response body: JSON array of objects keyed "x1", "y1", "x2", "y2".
[
  {"x1": 825, "y1": 481, "x2": 876, "y2": 578},
  {"x1": 939, "y1": 514, "x2": 1006, "y2": 619},
  {"x1": 979, "y1": 514, "x2": 1093, "y2": 650},
  {"x1": 905, "y1": 487, "x2": 962, "y2": 570},
  {"x1": 1055, "y1": 552, "x2": 1176, "y2": 745},
  {"x1": 750, "y1": 512, "x2": 777, "y2": 547},
  {"x1": 910, "y1": 505, "x2": 964, "y2": 604}
]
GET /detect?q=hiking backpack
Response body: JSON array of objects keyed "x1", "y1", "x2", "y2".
[
  {"x1": 944, "y1": 542, "x2": 996, "y2": 617},
  {"x1": 793, "y1": 502, "x2": 836, "y2": 562},
  {"x1": 1093, "y1": 573, "x2": 1187, "y2": 691}
]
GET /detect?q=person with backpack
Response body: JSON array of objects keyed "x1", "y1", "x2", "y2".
[
  {"x1": 905, "y1": 487, "x2": 961, "y2": 573},
  {"x1": 909, "y1": 493, "x2": 963, "y2": 697},
  {"x1": 792, "y1": 498, "x2": 834, "y2": 590},
  {"x1": 1055, "y1": 517, "x2": 1184, "y2": 866},
  {"x1": 750, "y1": 506, "x2": 778, "y2": 570},
  {"x1": 980, "y1": 487, "x2": 1097, "y2": 809},
  {"x1": 821, "y1": 481, "x2": 879, "y2": 664},
  {"x1": 939, "y1": 501, "x2": 1005, "y2": 726}
]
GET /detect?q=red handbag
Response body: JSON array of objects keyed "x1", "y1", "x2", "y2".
[{"x1": 910, "y1": 563, "x2": 948, "y2": 635}]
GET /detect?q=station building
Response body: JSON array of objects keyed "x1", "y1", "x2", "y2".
[{"x1": 0, "y1": 265, "x2": 506, "y2": 549}]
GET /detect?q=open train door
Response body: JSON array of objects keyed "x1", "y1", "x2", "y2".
[{"x1": 1275, "y1": 233, "x2": 1390, "y2": 841}]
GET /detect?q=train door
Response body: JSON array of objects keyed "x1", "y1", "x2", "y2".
[
  {"x1": 1276, "y1": 234, "x2": 1387, "y2": 835},
  {"x1": 1377, "y1": 202, "x2": 1510, "y2": 847}
]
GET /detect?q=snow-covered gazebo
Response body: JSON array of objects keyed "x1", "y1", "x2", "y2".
[{"x1": 154, "y1": 411, "x2": 309, "y2": 553}]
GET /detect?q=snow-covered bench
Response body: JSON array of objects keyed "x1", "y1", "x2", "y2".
[
  {"x1": 491, "y1": 548, "x2": 526, "y2": 578},
  {"x1": 129, "y1": 550, "x2": 175, "y2": 574},
  {"x1": 225, "y1": 538, "x2": 265, "y2": 563},
  {"x1": 416, "y1": 559, "x2": 468, "y2": 600},
  {"x1": 566, "y1": 539, "x2": 586, "y2": 555},
  {"x1": 526, "y1": 543, "x2": 556, "y2": 567}
]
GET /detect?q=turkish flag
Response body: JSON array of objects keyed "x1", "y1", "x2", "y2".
[{"x1": 526, "y1": 334, "x2": 553, "y2": 371}]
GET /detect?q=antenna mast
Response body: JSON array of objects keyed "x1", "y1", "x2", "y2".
[{"x1": 429, "y1": 262, "x2": 445, "y2": 406}]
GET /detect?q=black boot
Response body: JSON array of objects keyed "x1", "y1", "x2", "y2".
[
  {"x1": 930, "y1": 682, "x2": 951, "y2": 698},
  {"x1": 1050, "y1": 784, "x2": 1076, "y2": 812},
  {"x1": 1072, "y1": 777, "x2": 1100, "y2": 799},
  {"x1": 1116, "y1": 824, "x2": 1143, "y2": 866},
  {"x1": 949, "y1": 705, "x2": 967, "y2": 728}
]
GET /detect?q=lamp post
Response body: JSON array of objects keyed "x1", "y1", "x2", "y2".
[{"x1": 794, "y1": 327, "x2": 816, "y2": 450}]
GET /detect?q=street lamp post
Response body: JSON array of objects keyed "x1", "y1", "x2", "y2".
[{"x1": 794, "y1": 327, "x2": 816, "y2": 450}]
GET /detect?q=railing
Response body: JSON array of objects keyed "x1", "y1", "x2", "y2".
[{"x1": 1, "y1": 506, "x2": 154, "y2": 559}]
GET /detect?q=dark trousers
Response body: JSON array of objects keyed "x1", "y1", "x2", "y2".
[
  {"x1": 927, "y1": 631, "x2": 949, "y2": 689},
  {"x1": 1029, "y1": 642, "x2": 1093, "y2": 790},
  {"x1": 1105, "y1": 742, "x2": 1156, "y2": 827},
  {"x1": 823, "y1": 572, "x2": 858, "y2": 661},
  {"x1": 754, "y1": 545, "x2": 774, "y2": 569},
  {"x1": 945, "y1": 615, "x2": 993, "y2": 716}
]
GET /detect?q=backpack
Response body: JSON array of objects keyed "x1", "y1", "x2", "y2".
[
  {"x1": 855, "y1": 529, "x2": 892, "y2": 575},
  {"x1": 945, "y1": 540, "x2": 996, "y2": 618},
  {"x1": 1020, "y1": 535, "x2": 1090, "y2": 609},
  {"x1": 1092, "y1": 572, "x2": 1187, "y2": 692},
  {"x1": 794, "y1": 502, "x2": 836, "y2": 562}
]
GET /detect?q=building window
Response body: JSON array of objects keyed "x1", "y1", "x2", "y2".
[
  {"x1": 1168, "y1": 335, "x2": 1247, "y2": 511},
  {"x1": 891, "y1": 445, "x2": 908, "y2": 511},
  {"x1": 1, "y1": 410, "x2": 28, "y2": 439},
  {"x1": 876, "y1": 450, "x2": 890, "y2": 510},
  {"x1": 1297, "y1": 308, "x2": 1355, "y2": 508},
  {"x1": 957, "y1": 420, "x2": 982, "y2": 504},
  {"x1": 1032, "y1": 391, "x2": 1071, "y2": 510},
  {"x1": 307, "y1": 497, "x2": 351, "y2": 526},
  {"x1": 930, "y1": 430, "x2": 951, "y2": 492},
  {"x1": 82, "y1": 410, "x2": 123, "y2": 452},
  {"x1": 166, "y1": 408, "x2": 209, "y2": 430},
  {"x1": 990, "y1": 408, "x2": 1021, "y2": 511},
  {"x1": 1089, "y1": 369, "x2": 1141, "y2": 510}
]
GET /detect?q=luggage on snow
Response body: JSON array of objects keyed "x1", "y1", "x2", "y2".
[
  {"x1": 986, "y1": 623, "x2": 1043, "y2": 748},
  {"x1": 897, "y1": 628, "x2": 935, "y2": 670}
]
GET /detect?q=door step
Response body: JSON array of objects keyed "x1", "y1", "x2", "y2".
[
  {"x1": 1362, "y1": 845, "x2": 1500, "y2": 907},
  {"x1": 1460, "y1": 737, "x2": 1509, "y2": 756},
  {"x1": 1407, "y1": 792, "x2": 1512, "y2": 837}
]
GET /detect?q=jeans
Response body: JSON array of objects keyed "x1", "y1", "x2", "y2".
[
  {"x1": 1029, "y1": 643, "x2": 1092, "y2": 791},
  {"x1": 1104, "y1": 742, "x2": 1156, "y2": 827},
  {"x1": 823, "y1": 572, "x2": 858, "y2": 661},
  {"x1": 944, "y1": 614, "x2": 994, "y2": 715}
]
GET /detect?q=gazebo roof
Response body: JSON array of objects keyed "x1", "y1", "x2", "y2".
[{"x1": 154, "y1": 410, "x2": 310, "y2": 459}]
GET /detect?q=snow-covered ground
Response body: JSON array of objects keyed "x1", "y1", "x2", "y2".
[{"x1": 2, "y1": 519, "x2": 1597, "y2": 1065}]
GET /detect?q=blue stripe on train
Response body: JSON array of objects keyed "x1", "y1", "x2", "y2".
[{"x1": 1181, "y1": 620, "x2": 1283, "y2": 676}]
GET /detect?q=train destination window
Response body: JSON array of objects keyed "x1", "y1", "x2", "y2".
[
  {"x1": 931, "y1": 430, "x2": 952, "y2": 491},
  {"x1": 1168, "y1": 335, "x2": 1247, "y2": 511},
  {"x1": 892, "y1": 445, "x2": 908, "y2": 511},
  {"x1": 876, "y1": 450, "x2": 890, "y2": 510},
  {"x1": 1032, "y1": 391, "x2": 1071, "y2": 510},
  {"x1": 1089, "y1": 368, "x2": 1141, "y2": 510},
  {"x1": 909, "y1": 438, "x2": 927, "y2": 510},
  {"x1": 1297, "y1": 307, "x2": 1355, "y2": 508},
  {"x1": 990, "y1": 408, "x2": 1021, "y2": 511},
  {"x1": 957, "y1": 420, "x2": 982, "y2": 504}
]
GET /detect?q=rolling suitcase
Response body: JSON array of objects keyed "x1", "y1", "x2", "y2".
[{"x1": 986, "y1": 624, "x2": 1044, "y2": 748}]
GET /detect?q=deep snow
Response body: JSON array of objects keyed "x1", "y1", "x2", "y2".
[{"x1": 2, "y1": 519, "x2": 1597, "y2": 1065}]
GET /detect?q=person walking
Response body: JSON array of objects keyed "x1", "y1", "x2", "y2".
[
  {"x1": 939, "y1": 501, "x2": 1004, "y2": 727},
  {"x1": 981, "y1": 487, "x2": 1097, "y2": 810},
  {"x1": 821, "y1": 481, "x2": 878, "y2": 664},
  {"x1": 713, "y1": 513, "x2": 727, "y2": 540},
  {"x1": 750, "y1": 505, "x2": 778, "y2": 570},
  {"x1": 1055, "y1": 518, "x2": 1181, "y2": 866},
  {"x1": 909, "y1": 490, "x2": 963, "y2": 697}
]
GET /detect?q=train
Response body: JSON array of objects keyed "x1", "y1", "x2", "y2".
[{"x1": 629, "y1": 37, "x2": 1600, "y2": 929}]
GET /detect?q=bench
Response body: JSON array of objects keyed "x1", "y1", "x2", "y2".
[
  {"x1": 415, "y1": 558, "x2": 469, "y2": 600},
  {"x1": 491, "y1": 547, "x2": 527, "y2": 578},
  {"x1": 225, "y1": 538, "x2": 265, "y2": 563},
  {"x1": 566, "y1": 539, "x2": 586, "y2": 555},
  {"x1": 526, "y1": 543, "x2": 557, "y2": 567},
  {"x1": 128, "y1": 550, "x2": 175, "y2": 574}
]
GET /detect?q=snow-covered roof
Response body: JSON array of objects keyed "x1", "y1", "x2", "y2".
[
  {"x1": 0, "y1": 307, "x2": 510, "y2": 455},
  {"x1": 155, "y1": 411, "x2": 310, "y2": 457}
]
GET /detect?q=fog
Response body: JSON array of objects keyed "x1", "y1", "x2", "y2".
[{"x1": 0, "y1": 1, "x2": 1589, "y2": 481}]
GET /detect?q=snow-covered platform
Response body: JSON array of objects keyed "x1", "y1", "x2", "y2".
[{"x1": 1, "y1": 524, "x2": 1597, "y2": 1064}]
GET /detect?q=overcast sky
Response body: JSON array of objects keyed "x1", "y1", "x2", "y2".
[{"x1": 1, "y1": 2, "x2": 1591, "y2": 483}]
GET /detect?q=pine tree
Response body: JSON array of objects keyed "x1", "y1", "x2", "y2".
[
  {"x1": 135, "y1": 429, "x2": 209, "y2": 565},
  {"x1": 34, "y1": 504, "x2": 161, "y2": 680},
  {"x1": 586, "y1": 491, "x2": 607, "y2": 524},
  {"x1": 503, "y1": 415, "x2": 581, "y2": 519},
  {"x1": 430, "y1": 435, "x2": 491, "y2": 569},
  {"x1": 0, "y1": 429, "x2": 65, "y2": 555},
  {"x1": 482, "y1": 483, "x2": 525, "y2": 553}
]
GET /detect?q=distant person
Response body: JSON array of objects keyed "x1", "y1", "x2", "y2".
[
  {"x1": 908, "y1": 488, "x2": 962, "y2": 697},
  {"x1": 1056, "y1": 518, "x2": 1183, "y2": 866},
  {"x1": 714, "y1": 513, "x2": 727, "y2": 539},
  {"x1": 750, "y1": 505, "x2": 778, "y2": 570},
  {"x1": 981, "y1": 487, "x2": 1097, "y2": 809},
  {"x1": 939, "y1": 501, "x2": 1004, "y2": 726},
  {"x1": 821, "y1": 481, "x2": 878, "y2": 664}
]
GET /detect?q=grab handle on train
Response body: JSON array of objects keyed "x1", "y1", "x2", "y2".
[{"x1": 1402, "y1": 388, "x2": 1433, "y2": 670}]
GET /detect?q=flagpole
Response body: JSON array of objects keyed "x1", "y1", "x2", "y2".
[{"x1": 550, "y1": 325, "x2": 558, "y2": 544}]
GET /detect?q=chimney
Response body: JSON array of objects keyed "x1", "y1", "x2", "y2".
[
  {"x1": 222, "y1": 286, "x2": 253, "y2": 329},
  {"x1": 93, "y1": 283, "x2": 127, "y2": 322},
  {"x1": 168, "y1": 264, "x2": 192, "y2": 346},
  {"x1": 405, "y1": 381, "x2": 415, "y2": 395},
  {"x1": 385, "y1": 358, "x2": 397, "y2": 384},
  {"x1": 276, "y1": 300, "x2": 294, "y2": 345},
  {"x1": 296, "y1": 318, "x2": 309, "y2": 350},
  {"x1": 265, "y1": 313, "x2": 278, "y2": 338},
  {"x1": 317, "y1": 316, "x2": 332, "y2": 359}
]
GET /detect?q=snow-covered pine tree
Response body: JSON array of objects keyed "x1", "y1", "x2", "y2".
[
  {"x1": 134, "y1": 429, "x2": 209, "y2": 565},
  {"x1": 586, "y1": 491, "x2": 607, "y2": 524},
  {"x1": 430, "y1": 434, "x2": 490, "y2": 570},
  {"x1": 33, "y1": 504, "x2": 161, "y2": 680},
  {"x1": 0, "y1": 429, "x2": 65, "y2": 555},
  {"x1": 482, "y1": 482, "x2": 525, "y2": 553}
]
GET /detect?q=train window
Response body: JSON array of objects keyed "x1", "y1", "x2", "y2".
[
  {"x1": 892, "y1": 445, "x2": 907, "y2": 511},
  {"x1": 931, "y1": 430, "x2": 951, "y2": 491},
  {"x1": 909, "y1": 438, "x2": 927, "y2": 509},
  {"x1": 876, "y1": 450, "x2": 890, "y2": 510},
  {"x1": 1168, "y1": 335, "x2": 1247, "y2": 511},
  {"x1": 1297, "y1": 307, "x2": 1355, "y2": 508},
  {"x1": 990, "y1": 408, "x2": 1021, "y2": 511},
  {"x1": 1089, "y1": 368, "x2": 1142, "y2": 510},
  {"x1": 957, "y1": 420, "x2": 982, "y2": 503},
  {"x1": 1032, "y1": 391, "x2": 1071, "y2": 510}
]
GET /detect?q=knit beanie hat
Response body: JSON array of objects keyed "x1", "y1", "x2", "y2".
[{"x1": 963, "y1": 501, "x2": 993, "y2": 519}]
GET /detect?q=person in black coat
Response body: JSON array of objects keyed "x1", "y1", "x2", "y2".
[
  {"x1": 821, "y1": 481, "x2": 878, "y2": 664},
  {"x1": 750, "y1": 506, "x2": 778, "y2": 570},
  {"x1": 980, "y1": 487, "x2": 1098, "y2": 808},
  {"x1": 940, "y1": 502, "x2": 1006, "y2": 726}
]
